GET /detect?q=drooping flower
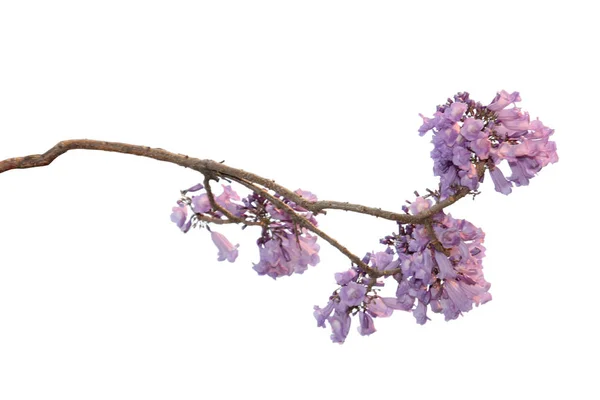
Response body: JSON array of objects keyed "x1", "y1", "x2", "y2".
[
  {"x1": 313, "y1": 300, "x2": 336, "y2": 328},
  {"x1": 328, "y1": 309, "x2": 351, "y2": 344},
  {"x1": 413, "y1": 300, "x2": 429, "y2": 325},
  {"x1": 489, "y1": 166, "x2": 512, "y2": 195},
  {"x1": 365, "y1": 297, "x2": 393, "y2": 318},
  {"x1": 210, "y1": 231, "x2": 239, "y2": 263},
  {"x1": 382, "y1": 295, "x2": 414, "y2": 311},
  {"x1": 357, "y1": 311, "x2": 376, "y2": 336},
  {"x1": 252, "y1": 239, "x2": 292, "y2": 278},
  {"x1": 170, "y1": 202, "x2": 191, "y2": 232}
]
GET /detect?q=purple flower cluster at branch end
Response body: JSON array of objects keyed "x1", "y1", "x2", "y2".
[
  {"x1": 252, "y1": 229, "x2": 320, "y2": 279},
  {"x1": 419, "y1": 90, "x2": 557, "y2": 198},
  {"x1": 170, "y1": 183, "x2": 320, "y2": 277},
  {"x1": 313, "y1": 270, "x2": 393, "y2": 343},
  {"x1": 315, "y1": 195, "x2": 491, "y2": 344},
  {"x1": 251, "y1": 189, "x2": 320, "y2": 279}
]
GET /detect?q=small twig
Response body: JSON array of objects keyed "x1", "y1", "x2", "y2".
[
  {"x1": 194, "y1": 214, "x2": 262, "y2": 226},
  {"x1": 423, "y1": 218, "x2": 450, "y2": 256}
]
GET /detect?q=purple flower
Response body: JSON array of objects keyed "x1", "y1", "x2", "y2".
[
  {"x1": 210, "y1": 231, "x2": 239, "y2": 263},
  {"x1": 216, "y1": 185, "x2": 242, "y2": 216},
  {"x1": 357, "y1": 311, "x2": 376, "y2": 336},
  {"x1": 443, "y1": 278, "x2": 474, "y2": 313},
  {"x1": 192, "y1": 193, "x2": 211, "y2": 213},
  {"x1": 528, "y1": 118, "x2": 555, "y2": 139},
  {"x1": 434, "y1": 250, "x2": 457, "y2": 280},
  {"x1": 335, "y1": 269, "x2": 357, "y2": 285},
  {"x1": 496, "y1": 108, "x2": 530, "y2": 132},
  {"x1": 440, "y1": 297, "x2": 461, "y2": 321},
  {"x1": 294, "y1": 189, "x2": 318, "y2": 202},
  {"x1": 444, "y1": 102, "x2": 468, "y2": 122},
  {"x1": 458, "y1": 164, "x2": 479, "y2": 190},
  {"x1": 413, "y1": 300, "x2": 429, "y2": 325},
  {"x1": 418, "y1": 112, "x2": 440, "y2": 136},
  {"x1": 328, "y1": 311, "x2": 351, "y2": 344},
  {"x1": 368, "y1": 251, "x2": 400, "y2": 273},
  {"x1": 452, "y1": 146, "x2": 472, "y2": 171},
  {"x1": 408, "y1": 226, "x2": 430, "y2": 252},
  {"x1": 253, "y1": 239, "x2": 292, "y2": 278},
  {"x1": 487, "y1": 90, "x2": 521, "y2": 111},
  {"x1": 295, "y1": 233, "x2": 320, "y2": 268},
  {"x1": 382, "y1": 296, "x2": 414, "y2": 311},
  {"x1": 458, "y1": 219, "x2": 482, "y2": 241},
  {"x1": 170, "y1": 203, "x2": 191, "y2": 232},
  {"x1": 438, "y1": 275, "x2": 492, "y2": 321},
  {"x1": 489, "y1": 166, "x2": 513, "y2": 195},
  {"x1": 409, "y1": 196, "x2": 432, "y2": 215},
  {"x1": 471, "y1": 137, "x2": 491, "y2": 159},
  {"x1": 185, "y1": 183, "x2": 204, "y2": 193},
  {"x1": 265, "y1": 204, "x2": 289, "y2": 221},
  {"x1": 507, "y1": 159, "x2": 533, "y2": 186},
  {"x1": 437, "y1": 227, "x2": 461, "y2": 248},
  {"x1": 460, "y1": 118, "x2": 485, "y2": 141},
  {"x1": 313, "y1": 300, "x2": 335, "y2": 328},
  {"x1": 339, "y1": 282, "x2": 366, "y2": 307},
  {"x1": 366, "y1": 297, "x2": 393, "y2": 317},
  {"x1": 437, "y1": 123, "x2": 461, "y2": 146}
]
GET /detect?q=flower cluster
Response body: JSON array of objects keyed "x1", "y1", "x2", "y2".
[
  {"x1": 313, "y1": 261, "x2": 394, "y2": 343},
  {"x1": 418, "y1": 91, "x2": 558, "y2": 198},
  {"x1": 386, "y1": 197, "x2": 491, "y2": 324},
  {"x1": 170, "y1": 183, "x2": 243, "y2": 232},
  {"x1": 314, "y1": 195, "x2": 491, "y2": 343},
  {"x1": 170, "y1": 183, "x2": 320, "y2": 277},
  {"x1": 247, "y1": 190, "x2": 320, "y2": 278}
]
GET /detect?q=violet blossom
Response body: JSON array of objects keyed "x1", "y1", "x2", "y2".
[
  {"x1": 210, "y1": 231, "x2": 239, "y2": 263},
  {"x1": 339, "y1": 282, "x2": 367, "y2": 307},
  {"x1": 357, "y1": 311, "x2": 376, "y2": 336},
  {"x1": 170, "y1": 202, "x2": 191, "y2": 232}
]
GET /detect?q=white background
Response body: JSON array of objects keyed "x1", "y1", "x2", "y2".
[{"x1": 0, "y1": 1, "x2": 596, "y2": 399}]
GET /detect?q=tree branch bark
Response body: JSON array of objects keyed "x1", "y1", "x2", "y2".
[{"x1": 0, "y1": 139, "x2": 474, "y2": 224}]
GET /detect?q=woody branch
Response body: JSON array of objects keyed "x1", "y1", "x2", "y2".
[{"x1": 0, "y1": 139, "x2": 477, "y2": 273}]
